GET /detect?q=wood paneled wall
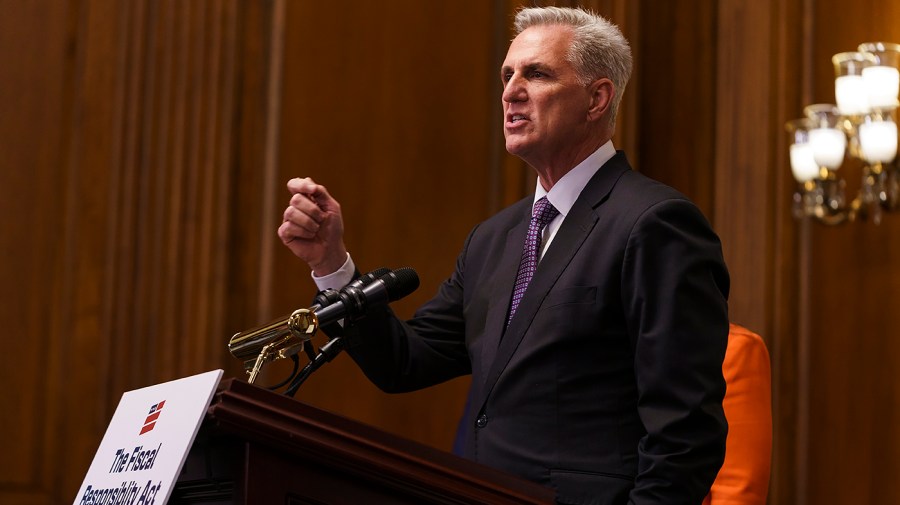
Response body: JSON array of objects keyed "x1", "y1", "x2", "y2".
[
  {"x1": 268, "y1": 0, "x2": 500, "y2": 450},
  {"x1": 3, "y1": 0, "x2": 900, "y2": 503},
  {"x1": 804, "y1": 2, "x2": 900, "y2": 504},
  {"x1": 1, "y1": 1, "x2": 71, "y2": 501},
  {"x1": 0, "y1": 0, "x2": 280, "y2": 501}
]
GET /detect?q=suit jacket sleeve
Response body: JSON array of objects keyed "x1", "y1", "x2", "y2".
[
  {"x1": 621, "y1": 198, "x2": 730, "y2": 504},
  {"x1": 342, "y1": 228, "x2": 476, "y2": 393}
]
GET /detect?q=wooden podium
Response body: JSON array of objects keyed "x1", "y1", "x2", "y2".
[{"x1": 172, "y1": 378, "x2": 555, "y2": 504}]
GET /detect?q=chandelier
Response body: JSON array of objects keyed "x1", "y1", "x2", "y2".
[{"x1": 787, "y1": 42, "x2": 900, "y2": 225}]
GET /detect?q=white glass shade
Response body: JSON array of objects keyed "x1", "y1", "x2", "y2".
[
  {"x1": 859, "y1": 119, "x2": 898, "y2": 163},
  {"x1": 862, "y1": 66, "x2": 900, "y2": 109},
  {"x1": 836, "y1": 75, "x2": 870, "y2": 114},
  {"x1": 833, "y1": 52, "x2": 877, "y2": 115},
  {"x1": 790, "y1": 143, "x2": 820, "y2": 182},
  {"x1": 859, "y1": 42, "x2": 900, "y2": 109},
  {"x1": 809, "y1": 127, "x2": 847, "y2": 169}
]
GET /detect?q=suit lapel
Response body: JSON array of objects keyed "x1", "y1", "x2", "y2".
[
  {"x1": 475, "y1": 152, "x2": 632, "y2": 410},
  {"x1": 478, "y1": 207, "x2": 599, "y2": 400},
  {"x1": 479, "y1": 207, "x2": 530, "y2": 376}
]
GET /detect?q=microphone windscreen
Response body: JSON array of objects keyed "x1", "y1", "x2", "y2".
[{"x1": 382, "y1": 267, "x2": 420, "y2": 301}]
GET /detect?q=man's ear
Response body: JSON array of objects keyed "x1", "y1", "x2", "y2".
[{"x1": 587, "y1": 78, "x2": 614, "y2": 122}]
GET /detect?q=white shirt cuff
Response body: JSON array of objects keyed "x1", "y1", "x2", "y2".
[{"x1": 311, "y1": 253, "x2": 356, "y2": 291}]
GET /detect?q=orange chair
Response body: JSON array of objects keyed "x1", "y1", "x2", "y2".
[{"x1": 703, "y1": 323, "x2": 772, "y2": 505}]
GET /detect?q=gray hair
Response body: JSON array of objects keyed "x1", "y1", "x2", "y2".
[{"x1": 514, "y1": 6, "x2": 633, "y2": 124}]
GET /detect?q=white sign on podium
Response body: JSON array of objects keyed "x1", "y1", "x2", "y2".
[{"x1": 73, "y1": 369, "x2": 223, "y2": 505}]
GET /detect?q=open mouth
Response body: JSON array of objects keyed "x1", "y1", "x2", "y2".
[{"x1": 506, "y1": 113, "x2": 529, "y2": 127}]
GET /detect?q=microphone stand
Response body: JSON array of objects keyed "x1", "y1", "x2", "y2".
[
  {"x1": 284, "y1": 336, "x2": 346, "y2": 397},
  {"x1": 228, "y1": 267, "x2": 419, "y2": 395}
]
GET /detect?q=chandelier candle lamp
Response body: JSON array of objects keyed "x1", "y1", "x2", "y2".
[{"x1": 787, "y1": 42, "x2": 900, "y2": 225}]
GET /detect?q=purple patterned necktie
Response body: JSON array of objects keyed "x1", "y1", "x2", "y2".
[{"x1": 508, "y1": 196, "x2": 559, "y2": 327}]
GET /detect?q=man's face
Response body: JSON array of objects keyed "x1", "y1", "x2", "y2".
[{"x1": 501, "y1": 25, "x2": 595, "y2": 169}]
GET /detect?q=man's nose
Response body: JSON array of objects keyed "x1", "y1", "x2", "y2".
[{"x1": 502, "y1": 75, "x2": 527, "y2": 103}]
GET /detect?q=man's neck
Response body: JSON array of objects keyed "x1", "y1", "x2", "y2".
[{"x1": 534, "y1": 137, "x2": 610, "y2": 191}]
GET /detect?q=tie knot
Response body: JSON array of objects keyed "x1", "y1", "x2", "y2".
[{"x1": 532, "y1": 197, "x2": 559, "y2": 227}]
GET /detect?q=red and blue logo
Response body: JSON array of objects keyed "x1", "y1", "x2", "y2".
[{"x1": 139, "y1": 401, "x2": 166, "y2": 435}]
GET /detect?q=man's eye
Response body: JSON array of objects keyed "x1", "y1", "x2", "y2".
[
  {"x1": 530, "y1": 71, "x2": 545, "y2": 78},
  {"x1": 502, "y1": 73, "x2": 513, "y2": 82}
]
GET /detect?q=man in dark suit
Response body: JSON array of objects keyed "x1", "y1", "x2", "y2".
[{"x1": 278, "y1": 6, "x2": 729, "y2": 505}]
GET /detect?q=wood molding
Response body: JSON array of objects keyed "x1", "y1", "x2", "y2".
[{"x1": 769, "y1": 0, "x2": 812, "y2": 503}]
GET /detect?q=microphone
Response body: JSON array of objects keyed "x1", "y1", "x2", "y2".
[
  {"x1": 309, "y1": 267, "x2": 391, "y2": 313},
  {"x1": 312, "y1": 267, "x2": 420, "y2": 328},
  {"x1": 282, "y1": 267, "x2": 420, "y2": 397},
  {"x1": 227, "y1": 267, "x2": 419, "y2": 379},
  {"x1": 345, "y1": 267, "x2": 392, "y2": 292}
]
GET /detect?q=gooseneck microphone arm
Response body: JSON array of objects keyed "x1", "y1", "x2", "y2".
[{"x1": 283, "y1": 333, "x2": 345, "y2": 398}]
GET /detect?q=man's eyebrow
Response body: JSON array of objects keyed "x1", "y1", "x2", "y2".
[
  {"x1": 525, "y1": 63, "x2": 552, "y2": 72},
  {"x1": 500, "y1": 62, "x2": 553, "y2": 75}
]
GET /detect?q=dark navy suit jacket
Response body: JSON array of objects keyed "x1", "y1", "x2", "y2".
[{"x1": 345, "y1": 152, "x2": 730, "y2": 505}]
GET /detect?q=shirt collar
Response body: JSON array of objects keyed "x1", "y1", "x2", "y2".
[{"x1": 533, "y1": 140, "x2": 616, "y2": 216}]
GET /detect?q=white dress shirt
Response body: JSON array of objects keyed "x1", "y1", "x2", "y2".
[{"x1": 533, "y1": 140, "x2": 616, "y2": 260}]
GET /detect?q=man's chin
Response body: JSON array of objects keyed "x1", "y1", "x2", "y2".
[{"x1": 504, "y1": 139, "x2": 531, "y2": 158}]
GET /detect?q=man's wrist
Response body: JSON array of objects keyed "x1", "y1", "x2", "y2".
[
  {"x1": 310, "y1": 247, "x2": 349, "y2": 277},
  {"x1": 311, "y1": 253, "x2": 355, "y2": 291}
]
